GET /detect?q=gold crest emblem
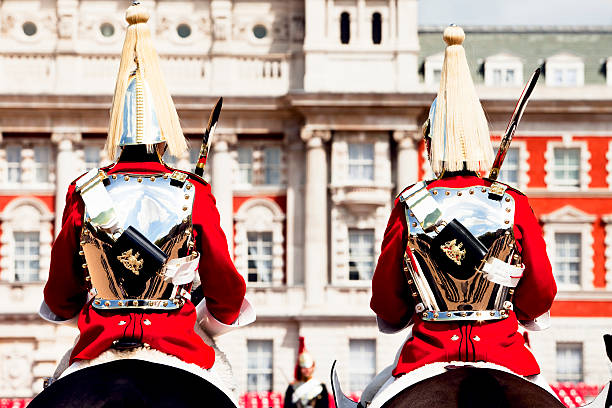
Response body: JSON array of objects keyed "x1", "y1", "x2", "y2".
[
  {"x1": 117, "y1": 249, "x2": 144, "y2": 275},
  {"x1": 440, "y1": 239, "x2": 466, "y2": 265}
]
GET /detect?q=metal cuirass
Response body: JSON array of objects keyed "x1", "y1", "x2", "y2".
[
  {"x1": 402, "y1": 184, "x2": 519, "y2": 322},
  {"x1": 79, "y1": 170, "x2": 196, "y2": 311}
]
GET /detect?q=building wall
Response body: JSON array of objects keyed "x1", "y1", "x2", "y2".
[{"x1": 0, "y1": 0, "x2": 611, "y2": 399}]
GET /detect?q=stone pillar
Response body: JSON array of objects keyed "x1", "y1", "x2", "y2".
[
  {"x1": 301, "y1": 128, "x2": 331, "y2": 307},
  {"x1": 211, "y1": 133, "x2": 236, "y2": 257},
  {"x1": 51, "y1": 132, "x2": 81, "y2": 236},
  {"x1": 394, "y1": 130, "x2": 421, "y2": 195}
]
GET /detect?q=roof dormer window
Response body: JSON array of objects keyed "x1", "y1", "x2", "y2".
[
  {"x1": 545, "y1": 53, "x2": 584, "y2": 87},
  {"x1": 484, "y1": 53, "x2": 523, "y2": 87},
  {"x1": 424, "y1": 52, "x2": 444, "y2": 86}
]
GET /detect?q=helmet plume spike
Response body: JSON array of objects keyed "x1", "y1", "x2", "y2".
[
  {"x1": 429, "y1": 25, "x2": 493, "y2": 175},
  {"x1": 106, "y1": 2, "x2": 187, "y2": 161}
]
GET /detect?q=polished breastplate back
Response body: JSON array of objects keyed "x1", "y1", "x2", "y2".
[
  {"x1": 80, "y1": 171, "x2": 196, "y2": 310},
  {"x1": 404, "y1": 185, "x2": 518, "y2": 321}
]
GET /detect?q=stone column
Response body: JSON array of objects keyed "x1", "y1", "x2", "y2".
[
  {"x1": 394, "y1": 130, "x2": 421, "y2": 195},
  {"x1": 211, "y1": 133, "x2": 237, "y2": 257},
  {"x1": 51, "y1": 132, "x2": 81, "y2": 236},
  {"x1": 301, "y1": 128, "x2": 331, "y2": 307}
]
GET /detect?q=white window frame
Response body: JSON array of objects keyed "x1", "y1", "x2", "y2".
[
  {"x1": 233, "y1": 142, "x2": 286, "y2": 192},
  {"x1": 424, "y1": 52, "x2": 444, "y2": 86},
  {"x1": 348, "y1": 143, "x2": 375, "y2": 183},
  {"x1": 484, "y1": 53, "x2": 523, "y2": 87},
  {"x1": 348, "y1": 228, "x2": 376, "y2": 281},
  {"x1": 545, "y1": 53, "x2": 585, "y2": 87},
  {"x1": 245, "y1": 231, "x2": 274, "y2": 284},
  {"x1": 246, "y1": 339, "x2": 273, "y2": 392},
  {"x1": 349, "y1": 339, "x2": 376, "y2": 393},
  {"x1": 234, "y1": 198, "x2": 285, "y2": 287},
  {"x1": 492, "y1": 140, "x2": 530, "y2": 190},
  {"x1": 0, "y1": 141, "x2": 56, "y2": 192},
  {"x1": 544, "y1": 139, "x2": 590, "y2": 191},
  {"x1": 556, "y1": 342, "x2": 584, "y2": 382},
  {"x1": 542, "y1": 205, "x2": 595, "y2": 291},
  {"x1": 0, "y1": 197, "x2": 53, "y2": 283},
  {"x1": 607, "y1": 57, "x2": 612, "y2": 87}
]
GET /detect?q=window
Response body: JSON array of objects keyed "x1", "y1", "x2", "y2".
[
  {"x1": 235, "y1": 144, "x2": 284, "y2": 188},
  {"x1": 235, "y1": 199, "x2": 285, "y2": 286},
  {"x1": 238, "y1": 147, "x2": 254, "y2": 185},
  {"x1": 556, "y1": 343, "x2": 583, "y2": 382},
  {"x1": 432, "y1": 68, "x2": 441, "y2": 83},
  {"x1": 33, "y1": 146, "x2": 51, "y2": 183},
  {"x1": 554, "y1": 233, "x2": 581, "y2": 286},
  {"x1": 13, "y1": 232, "x2": 40, "y2": 282},
  {"x1": 22, "y1": 22, "x2": 37, "y2": 36},
  {"x1": 371, "y1": 12, "x2": 382, "y2": 44},
  {"x1": 99, "y1": 23, "x2": 115, "y2": 38},
  {"x1": 247, "y1": 340, "x2": 273, "y2": 392},
  {"x1": 83, "y1": 146, "x2": 101, "y2": 171},
  {"x1": 541, "y1": 205, "x2": 595, "y2": 291},
  {"x1": 492, "y1": 68, "x2": 515, "y2": 86},
  {"x1": 545, "y1": 141, "x2": 589, "y2": 191},
  {"x1": 247, "y1": 231, "x2": 273, "y2": 283},
  {"x1": 0, "y1": 198, "x2": 53, "y2": 283},
  {"x1": 6, "y1": 146, "x2": 22, "y2": 183},
  {"x1": 264, "y1": 147, "x2": 281, "y2": 185},
  {"x1": 497, "y1": 147, "x2": 519, "y2": 186},
  {"x1": 340, "y1": 12, "x2": 350, "y2": 44},
  {"x1": 348, "y1": 143, "x2": 374, "y2": 182},
  {"x1": 551, "y1": 68, "x2": 578, "y2": 86},
  {"x1": 552, "y1": 148, "x2": 580, "y2": 188},
  {"x1": 252, "y1": 24, "x2": 268, "y2": 39},
  {"x1": 348, "y1": 229, "x2": 375, "y2": 281},
  {"x1": 176, "y1": 24, "x2": 192, "y2": 38},
  {"x1": 349, "y1": 340, "x2": 376, "y2": 392}
]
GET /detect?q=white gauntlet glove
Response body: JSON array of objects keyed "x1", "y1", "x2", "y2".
[{"x1": 482, "y1": 258, "x2": 525, "y2": 287}]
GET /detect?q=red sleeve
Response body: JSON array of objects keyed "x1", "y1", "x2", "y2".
[
  {"x1": 191, "y1": 181, "x2": 246, "y2": 324},
  {"x1": 511, "y1": 193, "x2": 557, "y2": 321},
  {"x1": 43, "y1": 183, "x2": 88, "y2": 319},
  {"x1": 370, "y1": 198, "x2": 414, "y2": 328}
]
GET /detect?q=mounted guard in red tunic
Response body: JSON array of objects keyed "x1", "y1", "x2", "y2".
[
  {"x1": 332, "y1": 25, "x2": 611, "y2": 408},
  {"x1": 30, "y1": 3, "x2": 254, "y2": 407}
]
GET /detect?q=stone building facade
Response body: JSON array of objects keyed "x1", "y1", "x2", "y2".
[{"x1": 0, "y1": 0, "x2": 611, "y2": 398}]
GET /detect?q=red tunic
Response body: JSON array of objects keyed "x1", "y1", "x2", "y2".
[
  {"x1": 371, "y1": 175, "x2": 557, "y2": 377},
  {"x1": 43, "y1": 160, "x2": 246, "y2": 369}
]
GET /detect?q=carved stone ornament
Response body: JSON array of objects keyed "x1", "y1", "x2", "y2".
[
  {"x1": 58, "y1": 12, "x2": 75, "y2": 39},
  {"x1": 0, "y1": 13, "x2": 16, "y2": 35}
]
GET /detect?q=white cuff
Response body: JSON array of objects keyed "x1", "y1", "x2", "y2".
[
  {"x1": 196, "y1": 297, "x2": 256, "y2": 337},
  {"x1": 519, "y1": 311, "x2": 551, "y2": 331},
  {"x1": 39, "y1": 301, "x2": 79, "y2": 327}
]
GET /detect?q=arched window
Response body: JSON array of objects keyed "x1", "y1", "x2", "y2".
[
  {"x1": 372, "y1": 12, "x2": 382, "y2": 44},
  {"x1": 0, "y1": 197, "x2": 53, "y2": 282},
  {"x1": 340, "y1": 12, "x2": 350, "y2": 44},
  {"x1": 234, "y1": 198, "x2": 285, "y2": 286}
]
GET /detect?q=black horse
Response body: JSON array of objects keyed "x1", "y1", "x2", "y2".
[
  {"x1": 28, "y1": 359, "x2": 238, "y2": 408},
  {"x1": 332, "y1": 335, "x2": 612, "y2": 408}
]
